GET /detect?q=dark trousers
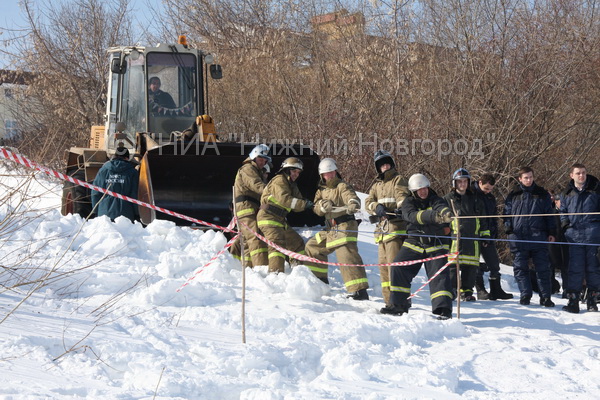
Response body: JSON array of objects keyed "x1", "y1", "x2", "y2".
[
  {"x1": 509, "y1": 237, "x2": 552, "y2": 298},
  {"x1": 390, "y1": 244, "x2": 453, "y2": 313},
  {"x1": 477, "y1": 242, "x2": 501, "y2": 279},
  {"x1": 567, "y1": 244, "x2": 600, "y2": 292}
]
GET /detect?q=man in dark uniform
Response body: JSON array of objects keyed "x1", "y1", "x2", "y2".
[{"x1": 381, "y1": 173, "x2": 454, "y2": 320}]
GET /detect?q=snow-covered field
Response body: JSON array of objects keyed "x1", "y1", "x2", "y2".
[{"x1": 0, "y1": 159, "x2": 599, "y2": 400}]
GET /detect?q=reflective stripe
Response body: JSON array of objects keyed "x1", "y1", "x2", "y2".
[
  {"x1": 390, "y1": 285, "x2": 411, "y2": 293},
  {"x1": 268, "y1": 195, "x2": 291, "y2": 212},
  {"x1": 378, "y1": 198, "x2": 396, "y2": 204},
  {"x1": 381, "y1": 281, "x2": 390, "y2": 288},
  {"x1": 416, "y1": 210, "x2": 425, "y2": 225},
  {"x1": 431, "y1": 290, "x2": 453, "y2": 300},
  {"x1": 449, "y1": 254, "x2": 479, "y2": 262},
  {"x1": 375, "y1": 230, "x2": 406, "y2": 243},
  {"x1": 307, "y1": 265, "x2": 328, "y2": 274},
  {"x1": 258, "y1": 219, "x2": 285, "y2": 228},
  {"x1": 250, "y1": 248, "x2": 268, "y2": 256},
  {"x1": 424, "y1": 244, "x2": 448, "y2": 253},
  {"x1": 345, "y1": 278, "x2": 368, "y2": 288},
  {"x1": 236, "y1": 208, "x2": 255, "y2": 217},
  {"x1": 291, "y1": 198, "x2": 299, "y2": 209},
  {"x1": 315, "y1": 231, "x2": 325, "y2": 244},
  {"x1": 326, "y1": 236, "x2": 358, "y2": 249},
  {"x1": 232, "y1": 254, "x2": 241, "y2": 261},
  {"x1": 268, "y1": 251, "x2": 285, "y2": 259},
  {"x1": 403, "y1": 241, "x2": 427, "y2": 253},
  {"x1": 349, "y1": 198, "x2": 360, "y2": 205}
]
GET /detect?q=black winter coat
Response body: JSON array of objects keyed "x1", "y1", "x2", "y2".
[
  {"x1": 503, "y1": 182, "x2": 556, "y2": 239},
  {"x1": 559, "y1": 175, "x2": 600, "y2": 244},
  {"x1": 472, "y1": 181, "x2": 498, "y2": 238},
  {"x1": 402, "y1": 188, "x2": 451, "y2": 245},
  {"x1": 444, "y1": 188, "x2": 490, "y2": 239}
]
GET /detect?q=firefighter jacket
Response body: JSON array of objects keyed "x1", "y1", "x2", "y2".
[
  {"x1": 91, "y1": 159, "x2": 139, "y2": 222},
  {"x1": 503, "y1": 182, "x2": 556, "y2": 239},
  {"x1": 444, "y1": 188, "x2": 490, "y2": 239},
  {"x1": 365, "y1": 168, "x2": 410, "y2": 243},
  {"x1": 402, "y1": 189, "x2": 451, "y2": 249},
  {"x1": 234, "y1": 158, "x2": 266, "y2": 219},
  {"x1": 312, "y1": 175, "x2": 361, "y2": 248},
  {"x1": 258, "y1": 173, "x2": 308, "y2": 227},
  {"x1": 559, "y1": 174, "x2": 600, "y2": 244},
  {"x1": 472, "y1": 181, "x2": 499, "y2": 238}
]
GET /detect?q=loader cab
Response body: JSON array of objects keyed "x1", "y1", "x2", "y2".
[{"x1": 105, "y1": 43, "x2": 213, "y2": 153}]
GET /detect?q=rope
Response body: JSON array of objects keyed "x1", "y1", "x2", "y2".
[{"x1": 0, "y1": 147, "x2": 237, "y2": 233}]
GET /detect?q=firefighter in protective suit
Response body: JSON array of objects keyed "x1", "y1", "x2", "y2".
[
  {"x1": 257, "y1": 157, "x2": 312, "y2": 273},
  {"x1": 230, "y1": 154, "x2": 272, "y2": 266},
  {"x1": 444, "y1": 168, "x2": 490, "y2": 301},
  {"x1": 232, "y1": 144, "x2": 271, "y2": 267},
  {"x1": 381, "y1": 173, "x2": 454, "y2": 319},
  {"x1": 365, "y1": 150, "x2": 410, "y2": 305},
  {"x1": 305, "y1": 158, "x2": 370, "y2": 300}
]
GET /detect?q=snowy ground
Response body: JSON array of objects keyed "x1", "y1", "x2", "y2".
[{"x1": 0, "y1": 160, "x2": 599, "y2": 400}]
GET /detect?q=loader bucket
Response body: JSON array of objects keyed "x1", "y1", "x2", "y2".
[{"x1": 138, "y1": 141, "x2": 323, "y2": 228}]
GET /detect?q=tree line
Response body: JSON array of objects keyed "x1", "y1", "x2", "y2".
[{"x1": 3, "y1": 0, "x2": 600, "y2": 196}]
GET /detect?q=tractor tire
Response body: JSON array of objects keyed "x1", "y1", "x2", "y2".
[{"x1": 61, "y1": 170, "x2": 93, "y2": 218}]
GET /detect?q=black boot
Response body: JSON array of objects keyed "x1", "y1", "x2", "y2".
[
  {"x1": 587, "y1": 291, "x2": 598, "y2": 312},
  {"x1": 460, "y1": 290, "x2": 476, "y2": 301},
  {"x1": 562, "y1": 292, "x2": 580, "y2": 313},
  {"x1": 433, "y1": 307, "x2": 452, "y2": 320},
  {"x1": 519, "y1": 295, "x2": 531, "y2": 305},
  {"x1": 380, "y1": 303, "x2": 407, "y2": 315},
  {"x1": 475, "y1": 275, "x2": 489, "y2": 300},
  {"x1": 489, "y1": 277, "x2": 514, "y2": 300},
  {"x1": 347, "y1": 288, "x2": 369, "y2": 301},
  {"x1": 539, "y1": 297, "x2": 555, "y2": 307}
]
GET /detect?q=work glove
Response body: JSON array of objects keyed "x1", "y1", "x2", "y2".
[
  {"x1": 347, "y1": 202, "x2": 360, "y2": 214},
  {"x1": 435, "y1": 211, "x2": 453, "y2": 224},
  {"x1": 393, "y1": 208, "x2": 403, "y2": 219},
  {"x1": 375, "y1": 204, "x2": 388, "y2": 219},
  {"x1": 319, "y1": 199, "x2": 334, "y2": 213},
  {"x1": 304, "y1": 200, "x2": 315, "y2": 211}
]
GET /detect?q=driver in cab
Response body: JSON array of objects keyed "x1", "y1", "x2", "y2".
[{"x1": 148, "y1": 76, "x2": 176, "y2": 110}]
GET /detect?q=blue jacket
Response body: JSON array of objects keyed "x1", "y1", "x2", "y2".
[
  {"x1": 559, "y1": 175, "x2": 600, "y2": 244},
  {"x1": 91, "y1": 159, "x2": 139, "y2": 222},
  {"x1": 503, "y1": 182, "x2": 555, "y2": 239},
  {"x1": 472, "y1": 181, "x2": 498, "y2": 238}
]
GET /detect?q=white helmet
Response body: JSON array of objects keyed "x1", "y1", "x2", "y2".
[
  {"x1": 318, "y1": 158, "x2": 337, "y2": 174},
  {"x1": 408, "y1": 173, "x2": 431, "y2": 191},
  {"x1": 281, "y1": 157, "x2": 303, "y2": 171},
  {"x1": 249, "y1": 144, "x2": 271, "y2": 162}
]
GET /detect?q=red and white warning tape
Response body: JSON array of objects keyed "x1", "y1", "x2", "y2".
[
  {"x1": 408, "y1": 260, "x2": 452, "y2": 299},
  {"x1": 0, "y1": 147, "x2": 236, "y2": 233},
  {"x1": 239, "y1": 219, "x2": 456, "y2": 267},
  {"x1": 1, "y1": 146, "x2": 457, "y2": 294}
]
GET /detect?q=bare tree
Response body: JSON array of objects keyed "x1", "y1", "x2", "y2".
[{"x1": 7, "y1": 0, "x2": 134, "y2": 164}]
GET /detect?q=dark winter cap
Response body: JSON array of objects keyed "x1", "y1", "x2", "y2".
[{"x1": 114, "y1": 146, "x2": 130, "y2": 159}]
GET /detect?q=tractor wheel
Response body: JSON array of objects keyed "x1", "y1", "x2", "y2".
[{"x1": 61, "y1": 170, "x2": 93, "y2": 218}]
